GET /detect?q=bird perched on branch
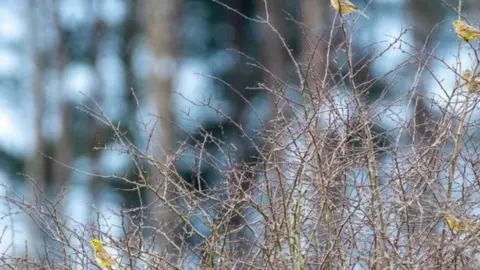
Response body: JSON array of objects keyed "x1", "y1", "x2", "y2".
[
  {"x1": 461, "y1": 69, "x2": 480, "y2": 93},
  {"x1": 90, "y1": 238, "x2": 118, "y2": 270},
  {"x1": 443, "y1": 213, "x2": 477, "y2": 233},
  {"x1": 453, "y1": 20, "x2": 480, "y2": 42},
  {"x1": 330, "y1": 0, "x2": 369, "y2": 19}
]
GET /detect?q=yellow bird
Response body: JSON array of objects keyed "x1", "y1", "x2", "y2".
[
  {"x1": 90, "y1": 238, "x2": 116, "y2": 270},
  {"x1": 461, "y1": 70, "x2": 480, "y2": 93},
  {"x1": 453, "y1": 20, "x2": 480, "y2": 42},
  {"x1": 330, "y1": 0, "x2": 369, "y2": 19},
  {"x1": 443, "y1": 214, "x2": 475, "y2": 233}
]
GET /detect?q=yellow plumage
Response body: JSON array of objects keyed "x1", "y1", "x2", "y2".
[
  {"x1": 330, "y1": 0, "x2": 369, "y2": 19},
  {"x1": 90, "y1": 238, "x2": 116, "y2": 270},
  {"x1": 453, "y1": 20, "x2": 480, "y2": 42},
  {"x1": 444, "y1": 214, "x2": 474, "y2": 233}
]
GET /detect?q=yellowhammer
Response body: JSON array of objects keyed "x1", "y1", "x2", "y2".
[
  {"x1": 90, "y1": 238, "x2": 116, "y2": 270},
  {"x1": 453, "y1": 20, "x2": 480, "y2": 42},
  {"x1": 461, "y1": 70, "x2": 480, "y2": 93},
  {"x1": 330, "y1": 0, "x2": 369, "y2": 19},
  {"x1": 444, "y1": 214, "x2": 475, "y2": 233}
]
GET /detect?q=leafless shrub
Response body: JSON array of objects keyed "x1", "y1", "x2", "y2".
[{"x1": 3, "y1": 1, "x2": 480, "y2": 269}]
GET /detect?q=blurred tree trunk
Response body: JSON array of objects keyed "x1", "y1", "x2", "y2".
[
  {"x1": 259, "y1": 0, "x2": 287, "y2": 100},
  {"x1": 27, "y1": 4, "x2": 46, "y2": 190},
  {"x1": 88, "y1": 8, "x2": 107, "y2": 209},
  {"x1": 302, "y1": 0, "x2": 330, "y2": 95},
  {"x1": 24, "y1": 0, "x2": 74, "y2": 261},
  {"x1": 406, "y1": 2, "x2": 441, "y2": 149},
  {"x1": 406, "y1": 0, "x2": 444, "y2": 264},
  {"x1": 51, "y1": 20, "x2": 72, "y2": 199},
  {"x1": 257, "y1": 0, "x2": 288, "y2": 142},
  {"x1": 24, "y1": 0, "x2": 46, "y2": 258},
  {"x1": 144, "y1": 0, "x2": 181, "y2": 254},
  {"x1": 300, "y1": 0, "x2": 347, "y2": 267},
  {"x1": 225, "y1": 0, "x2": 288, "y2": 265},
  {"x1": 221, "y1": 0, "x2": 256, "y2": 122}
]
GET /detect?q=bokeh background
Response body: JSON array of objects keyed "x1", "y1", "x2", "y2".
[{"x1": 1, "y1": 0, "x2": 480, "y2": 268}]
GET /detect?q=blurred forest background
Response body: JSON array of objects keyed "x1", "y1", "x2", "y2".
[{"x1": 2, "y1": 0, "x2": 480, "y2": 269}]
